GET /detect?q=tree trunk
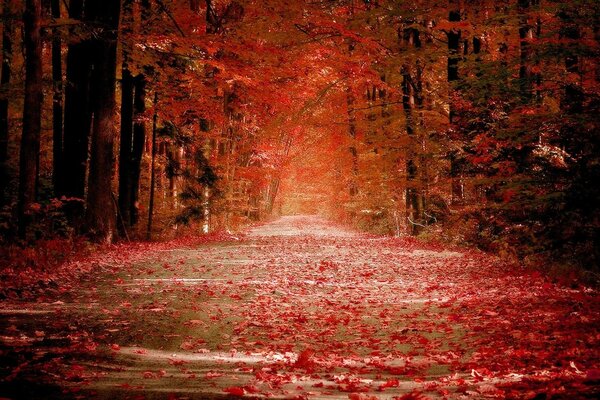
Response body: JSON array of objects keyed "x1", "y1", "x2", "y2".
[
  {"x1": 205, "y1": 0, "x2": 220, "y2": 33},
  {"x1": 118, "y1": 67, "x2": 134, "y2": 230},
  {"x1": 518, "y1": 0, "x2": 533, "y2": 101},
  {"x1": 147, "y1": 92, "x2": 158, "y2": 240},
  {"x1": 131, "y1": 74, "x2": 146, "y2": 225},
  {"x1": 118, "y1": 0, "x2": 134, "y2": 233},
  {"x1": 447, "y1": 9, "x2": 461, "y2": 85},
  {"x1": 562, "y1": 24, "x2": 582, "y2": 114},
  {"x1": 84, "y1": 0, "x2": 121, "y2": 243},
  {"x1": 402, "y1": 62, "x2": 424, "y2": 235},
  {"x1": 447, "y1": 1, "x2": 464, "y2": 205},
  {"x1": 346, "y1": 40, "x2": 358, "y2": 198},
  {"x1": 190, "y1": 0, "x2": 200, "y2": 13},
  {"x1": 0, "y1": 0, "x2": 14, "y2": 205},
  {"x1": 50, "y1": 0, "x2": 63, "y2": 196},
  {"x1": 18, "y1": 0, "x2": 43, "y2": 238},
  {"x1": 61, "y1": 0, "x2": 92, "y2": 206}
]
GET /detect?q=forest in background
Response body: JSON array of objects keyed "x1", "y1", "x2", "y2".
[{"x1": 0, "y1": 0, "x2": 599, "y2": 278}]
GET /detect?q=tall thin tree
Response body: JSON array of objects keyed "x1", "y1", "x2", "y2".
[
  {"x1": 147, "y1": 92, "x2": 159, "y2": 240},
  {"x1": 0, "y1": 0, "x2": 14, "y2": 205},
  {"x1": 118, "y1": 0, "x2": 135, "y2": 233},
  {"x1": 51, "y1": 0, "x2": 63, "y2": 195},
  {"x1": 447, "y1": 0, "x2": 464, "y2": 205},
  {"x1": 18, "y1": 0, "x2": 43, "y2": 237}
]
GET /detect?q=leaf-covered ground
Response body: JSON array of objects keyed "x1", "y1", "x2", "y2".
[{"x1": 1, "y1": 216, "x2": 599, "y2": 399}]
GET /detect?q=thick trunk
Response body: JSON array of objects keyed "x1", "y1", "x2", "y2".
[
  {"x1": 62, "y1": 44, "x2": 92, "y2": 200},
  {"x1": 84, "y1": 0, "x2": 121, "y2": 243},
  {"x1": 86, "y1": 47, "x2": 118, "y2": 241},
  {"x1": 18, "y1": 0, "x2": 43, "y2": 237},
  {"x1": 62, "y1": 0, "x2": 92, "y2": 202},
  {"x1": 51, "y1": 0, "x2": 63, "y2": 196},
  {"x1": 0, "y1": 0, "x2": 14, "y2": 205}
]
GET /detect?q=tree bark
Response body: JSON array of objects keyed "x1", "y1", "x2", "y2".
[
  {"x1": 205, "y1": 0, "x2": 220, "y2": 33},
  {"x1": 50, "y1": 0, "x2": 63, "y2": 196},
  {"x1": 131, "y1": 74, "x2": 146, "y2": 225},
  {"x1": 447, "y1": 1, "x2": 464, "y2": 205},
  {"x1": 0, "y1": 0, "x2": 14, "y2": 205},
  {"x1": 190, "y1": 0, "x2": 200, "y2": 13},
  {"x1": 84, "y1": 0, "x2": 121, "y2": 243},
  {"x1": 518, "y1": 0, "x2": 533, "y2": 101},
  {"x1": 18, "y1": 0, "x2": 43, "y2": 238},
  {"x1": 61, "y1": 0, "x2": 92, "y2": 205},
  {"x1": 402, "y1": 61, "x2": 424, "y2": 235},
  {"x1": 147, "y1": 92, "x2": 158, "y2": 240},
  {"x1": 118, "y1": 0, "x2": 134, "y2": 233},
  {"x1": 346, "y1": 40, "x2": 358, "y2": 198}
]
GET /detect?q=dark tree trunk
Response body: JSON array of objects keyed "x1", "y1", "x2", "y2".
[
  {"x1": 518, "y1": 0, "x2": 533, "y2": 101},
  {"x1": 205, "y1": 0, "x2": 220, "y2": 33},
  {"x1": 447, "y1": 1, "x2": 464, "y2": 205},
  {"x1": 346, "y1": 40, "x2": 358, "y2": 197},
  {"x1": 61, "y1": 0, "x2": 92, "y2": 205},
  {"x1": 130, "y1": 74, "x2": 146, "y2": 225},
  {"x1": 84, "y1": 0, "x2": 121, "y2": 243},
  {"x1": 402, "y1": 65, "x2": 417, "y2": 234},
  {"x1": 447, "y1": 9, "x2": 461, "y2": 84},
  {"x1": 346, "y1": 88, "x2": 358, "y2": 197},
  {"x1": 50, "y1": 0, "x2": 63, "y2": 196},
  {"x1": 119, "y1": 0, "x2": 147, "y2": 229},
  {"x1": 402, "y1": 62, "x2": 424, "y2": 235},
  {"x1": 147, "y1": 92, "x2": 158, "y2": 240},
  {"x1": 0, "y1": 0, "x2": 14, "y2": 205},
  {"x1": 190, "y1": 0, "x2": 200, "y2": 13},
  {"x1": 562, "y1": 25, "x2": 582, "y2": 114},
  {"x1": 118, "y1": 0, "x2": 134, "y2": 233},
  {"x1": 118, "y1": 67, "x2": 134, "y2": 231},
  {"x1": 18, "y1": 0, "x2": 43, "y2": 238},
  {"x1": 558, "y1": 7, "x2": 584, "y2": 157}
]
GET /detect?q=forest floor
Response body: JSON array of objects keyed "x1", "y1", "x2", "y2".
[{"x1": 0, "y1": 215, "x2": 599, "y2": 400}]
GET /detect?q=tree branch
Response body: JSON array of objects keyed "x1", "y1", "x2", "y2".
[{"x1": 154, "y1": 0, "x2": 186, "y2": 37}]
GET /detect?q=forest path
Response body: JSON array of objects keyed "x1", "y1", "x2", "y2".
[{"x1": 1, "y1": 216, "x2": 599, "y2": 399}]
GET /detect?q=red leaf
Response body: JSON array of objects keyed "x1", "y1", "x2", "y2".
[
  {"x1": 223, "y1": 386, "x2": 245, "y2": 396},
  {"x1": 294, "y1": 349, "x2": 315, "y2": 370},
  {"x1": 378, "y1": 379, "x2": 399, "y2": 390}
]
